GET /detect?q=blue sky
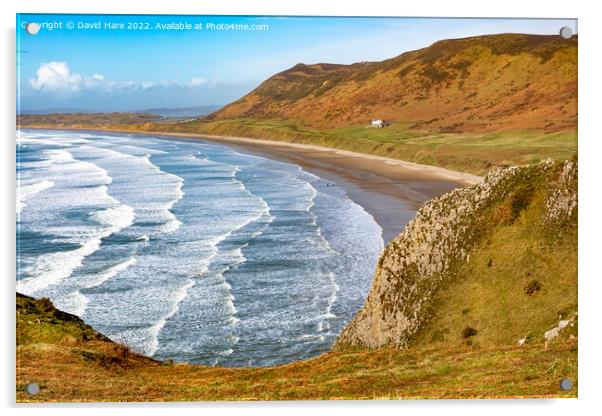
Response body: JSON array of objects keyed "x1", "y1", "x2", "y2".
[{"x1": 17, "y1": 14, "x2": 577, "y2": 112}]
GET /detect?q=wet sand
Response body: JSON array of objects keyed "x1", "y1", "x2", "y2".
[{"x1": 20, "y1": 127, "x2": 483, "y2": 243}]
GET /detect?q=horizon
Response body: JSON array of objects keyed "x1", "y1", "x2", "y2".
[{"x1": 17, "y1": 14, "x2": 577, "y2": 113}]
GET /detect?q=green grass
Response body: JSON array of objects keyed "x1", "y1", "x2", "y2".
[
  {"x1": 414, "y1": 166, "x2": 578, "y2": 348},
  {"x1": 146, "y1": 118, "x2": 577, "y2": 175}
]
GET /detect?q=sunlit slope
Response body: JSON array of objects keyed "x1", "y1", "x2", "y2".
[{"x1": 209, "y1": 34, "x2": 577, "y2": 133}]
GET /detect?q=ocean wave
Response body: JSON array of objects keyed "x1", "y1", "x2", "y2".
[
  {"x1": 16, "y1": 180, "x2": 54, "y2": 214},
  {"x1": 158, "y1": 218, "x2": 183, "y2": 234},
  {"x1": 17, "y1": 137, "x2": 70, "y2": 147},
  {"x1": 317, "y1": 272, "x2": 340, "y2": 333},
  {"x1": 53, "y1": 290, "x2": 88, "y2": 317},
  {"x1": 74, "y1": 146, "x2": 185, "y2": 235},
  {"x1": 296, "y1": 334, "x2": 326, "y2": 342},
  {"x1": 305, "y1": 182, "x2": 340, "y2": 256},
  {"x1": 85, "y1": 257, "x2": 138, "y2": 290},
  {"x1": 55, "y1": 256, "x2": 140, "y2": 317},
  {"x1": 17, "y1": 203, "x2": 135, "y2": 296},
  {"x1": 145, "y1": 279, "x2": 196, "y2": 356}
]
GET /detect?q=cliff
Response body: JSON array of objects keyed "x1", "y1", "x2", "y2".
[{"x1": 335, "y1": 159, "x2": 577, "y2": 349}]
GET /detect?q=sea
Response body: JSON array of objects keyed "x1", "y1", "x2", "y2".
[{"x1": 16, "y1": 129, "x2": 384, "y2": 367}]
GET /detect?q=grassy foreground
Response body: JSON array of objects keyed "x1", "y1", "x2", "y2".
[
  {"x1": 17, "y1": 115, "x2": 576, "y2": 176},
  {"x1": 17, "y1": 294, "x2": 576, "y2": 402}
]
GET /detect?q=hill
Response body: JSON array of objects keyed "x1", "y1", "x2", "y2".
[
  {"x1": 208, "y1": 34, "x2": 577, "y2": 133},
  {"x1": 18, "y1": 34, "x2": 577, "y2": 175},
  {"x1": 17, "y1": 112, "x2": 161, "y2": 126}
]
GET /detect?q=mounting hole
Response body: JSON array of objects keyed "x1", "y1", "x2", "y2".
[
  {"x1": 559, "y1": 26, "x2": 573, "y2": 40},
  {"x1": 560, "y1": 378, "x2": 573, "y2": 391},
  {"x1": 26, "y1": 383, "x2": 40, "y2": 395},
  {"x1": 25, "y1": 22, "x2": 40, "y2": 35}
]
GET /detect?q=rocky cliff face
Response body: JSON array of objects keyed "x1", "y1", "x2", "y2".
[{"x1": 335, "y1": 160, "x2": 577, "y2": 350}]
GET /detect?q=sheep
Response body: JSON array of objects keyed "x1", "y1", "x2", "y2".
[
  {"x1": 558, "y1": 320, "x2": 570, "y2": 330},
  {"x1": 544, "y1": 327, "x2": 560, "y2": 350}
]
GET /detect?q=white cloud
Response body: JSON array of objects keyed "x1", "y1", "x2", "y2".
[
  {"x1": 28, "y1": 61, "x2": 211, "y2": 95},
  {"x1": 29, "y1": 61, "x2": 83, "y2": 92},
  {"x1": 188, "y1": 77, "x2": 208, "y2": 87}
]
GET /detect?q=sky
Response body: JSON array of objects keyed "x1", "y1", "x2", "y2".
[{"x1": 16, "y1": 14, "x2": 577, "y2": 113}]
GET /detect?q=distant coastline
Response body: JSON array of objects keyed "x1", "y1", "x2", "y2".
[
  {"x1": 18, "y1": 125, "x2": 482, "y2": 184},
  {"x1": 18, "y1": 126, "x2": 480, "y2": 242}
]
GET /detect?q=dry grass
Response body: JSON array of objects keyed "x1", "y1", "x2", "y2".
[
  {"x1": 16, "y1": 338, "x2": 577, "y2": 402},
  {"x1": 16, "y1": 294, "x2": 577, "y2": 402},
  {"x1": 208, "y1": 34, "x2": 576, "y2": 133}
]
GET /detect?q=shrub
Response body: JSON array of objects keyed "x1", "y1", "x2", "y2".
[
  {"x1": 492, "y1": 185, "x2": 535, "y2": 225},
  {"x1": 35, "y1": 297, "x2": 55, "y2": 313},
  {"x1": 510, "y1": 185, "x2": 534, "y2": 219},
  {"x1": 462, "y1": 327, "x2": 478, "y2": 338},
  {"x1": 420, "y1": 65, "x2": 451, "y2": 85},
  {"x1": 524, "y1": 280, "x2": 542, "y2": 296}
]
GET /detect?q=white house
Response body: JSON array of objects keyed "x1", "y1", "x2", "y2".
[{"x1": 371, "y1": 119, "x2": 385, "y2": 128}]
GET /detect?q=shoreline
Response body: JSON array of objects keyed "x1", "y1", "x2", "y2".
[{"x1": 18, "y1": 126, "x2": 482, "y2": 242}]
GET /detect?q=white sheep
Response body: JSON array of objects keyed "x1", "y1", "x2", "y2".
[
  {"x1": 544, "y1": 328, "x2": 561, "y2": 350},
  {"x1": 544, "y1": 327, "x2": 559, "y2": 342}
]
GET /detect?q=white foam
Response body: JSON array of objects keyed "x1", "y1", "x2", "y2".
[
  {"x1": 73, "y1": 146, "x2": 184, "y2": 235},
  {"x1": 16, "y1": 180, "x2": 54, "y2": 214},
  {"x1": 145, "y1": 279, "x2": 195, "y2": 356},
  {"x1": 318, "y1": 272, "x2": 340, "y2": 333},
  {"x1": 158, "y1": 218, "x2": 183, "y2": 234},
  {"x1": 54, "y1": 257, "x2": 139, "y2": 317},
  {"x1": 296, "y1": 334, "x2": 326, "y2": 342},
  {"x1": 54, "y1": 290, "x2": 89, "y2": 317},
  {"x1": 17, "y1": 203, "x2": 135, "y2": 296},
  {"x1": 90, "y1": 204, "x2": 136, "y2": 230},
  {"x1": 217, "y1": 348, "x2": 234, "y2": 357},
  {"x1": 17, "y1": 137, "x2": 69, "y2": 147},
  {"x1": 85, "y1": 257, "x2": 138, "y2": 289}
]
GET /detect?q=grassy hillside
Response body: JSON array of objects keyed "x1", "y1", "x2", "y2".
[
  {"x1": 209, "y1": 34, "x2": 577, "y2": 133},
  {"x1": 17, "y1": 293, "x2": 576, "y2": 402},
  {"x1": 336, "y1": 160, "x2": 577, "y2": 353},
  {"x1": 154, "y1": 118, "x2": 577, "y2": 175},
  {"x1": 414, "y1": 183, "x2": 578, "y2": 349}
]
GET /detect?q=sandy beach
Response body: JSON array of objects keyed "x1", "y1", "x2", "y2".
[{"x1": 18, "y1": 127, "x2": 482, "y2": 242}]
